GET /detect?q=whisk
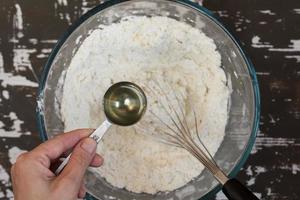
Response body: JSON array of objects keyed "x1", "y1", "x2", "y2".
[{"x1": 137, "y1": 78, "x2": 259, "y2": 200}]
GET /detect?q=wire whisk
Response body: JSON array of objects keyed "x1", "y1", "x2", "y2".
[{"x1": 135, "y1": 77, "x2": 259, "y2": 200}]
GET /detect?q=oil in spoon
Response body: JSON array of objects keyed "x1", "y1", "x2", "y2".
[{"x1": 104, "y1": 81, "x2": 147, "y2": 126}]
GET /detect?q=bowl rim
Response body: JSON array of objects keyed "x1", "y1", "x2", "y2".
[{"x1": 36, "y1": 0, "x2": 260, "y2": 199}]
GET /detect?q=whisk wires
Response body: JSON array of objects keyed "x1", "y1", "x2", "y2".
[{"x1": 138, "y1": 78, "x2": 228, "y2": 185}]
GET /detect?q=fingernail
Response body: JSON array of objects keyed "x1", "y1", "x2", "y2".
[
  {"x1": 81, "y1": 138, "x2": 97, "y2": 154},
  {"x1": 96, "y1": 154, "x2": 104, "y2": 165},
  {"x1": 88, "y1": 128, "x2": 96, "y2": 134}
]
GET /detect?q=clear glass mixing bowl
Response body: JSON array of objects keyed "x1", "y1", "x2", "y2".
[{"x1": 36, "y1": 0, "x2": 260, "y2": 199}]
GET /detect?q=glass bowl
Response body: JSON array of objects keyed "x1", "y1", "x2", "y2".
[{"x1": 37, "y1": 0, "x2": 260, "y2": 199}]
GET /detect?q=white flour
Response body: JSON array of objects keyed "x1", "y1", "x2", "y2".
[{"x1": 61, "y1": 16, "x2": 230, "y2": 194}]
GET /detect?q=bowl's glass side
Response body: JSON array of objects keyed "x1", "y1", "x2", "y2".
[{"x1": 37, "y1": 0, "x2": 259, "y2": 200}]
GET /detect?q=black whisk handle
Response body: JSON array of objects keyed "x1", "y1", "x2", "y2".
[{"x1": 222, "y1": 179, "x2": 259, "y2": 200}]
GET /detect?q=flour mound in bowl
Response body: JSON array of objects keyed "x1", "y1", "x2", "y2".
[{"x1": 61, "y1": 16, "x2": 230, "y2": 194}]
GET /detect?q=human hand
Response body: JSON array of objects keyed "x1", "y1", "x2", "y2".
[{"x1": 11, "y1": 129, "x2": 103, "y2": 200}]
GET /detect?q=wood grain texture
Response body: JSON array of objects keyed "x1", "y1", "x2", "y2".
[{"x1": 0, "y1": 0, "x2": 299, "y2": 199}]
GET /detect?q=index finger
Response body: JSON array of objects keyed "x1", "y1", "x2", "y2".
[{"x1": 31, "y1": 129, "x2": 94, "y2": 164}]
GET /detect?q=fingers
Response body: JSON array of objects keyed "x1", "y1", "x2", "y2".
[
  {"x1": 90, "y1": 154, "x2": 103, "y2": 167},
  {"x1": 50, "y1": 153, "x2": 102, "y2": 173},
  {"x1": 31, "y1": 129, "x2": 94, "y2": 167},
  {"x1": 55, "y1": 138, "x2": 97, "y2": 192}
]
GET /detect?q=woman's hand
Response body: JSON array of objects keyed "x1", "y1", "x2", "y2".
[{"x1": 11, "y1": 129, "x2": 103, "y2": 200}]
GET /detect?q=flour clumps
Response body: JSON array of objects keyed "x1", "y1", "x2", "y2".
[{"x1": 61, "y1": 16, "x2": 230, "y2": 194}]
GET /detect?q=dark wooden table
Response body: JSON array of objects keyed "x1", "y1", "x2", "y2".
[{"x1": 0, "y1": 0, "x2": 299, "y2": 199}]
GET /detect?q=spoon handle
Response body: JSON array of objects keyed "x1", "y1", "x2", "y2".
[
  {"x1": 89, "y1": 120, "x2": 112, "y2": 143},
  {"x1": 54, "y1": 120, "x2": 112, "y2": 175}
]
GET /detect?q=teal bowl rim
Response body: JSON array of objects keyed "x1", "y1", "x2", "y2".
[{"x1": 36, "y1": 0, "x2": 260, "y2": 199}]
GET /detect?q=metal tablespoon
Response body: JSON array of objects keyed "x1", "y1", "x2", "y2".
[{"x1": 55, "y1": 81, "x2": 147, "y2": 175}]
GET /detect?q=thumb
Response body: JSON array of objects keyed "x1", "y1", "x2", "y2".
[{"x1": 58, "y1": 138, "x2": 97, "y2": 190}]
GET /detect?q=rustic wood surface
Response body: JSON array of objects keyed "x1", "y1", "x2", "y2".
[{"x1": 0, "y1": 0, "x2": 299, "y2": 199}]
